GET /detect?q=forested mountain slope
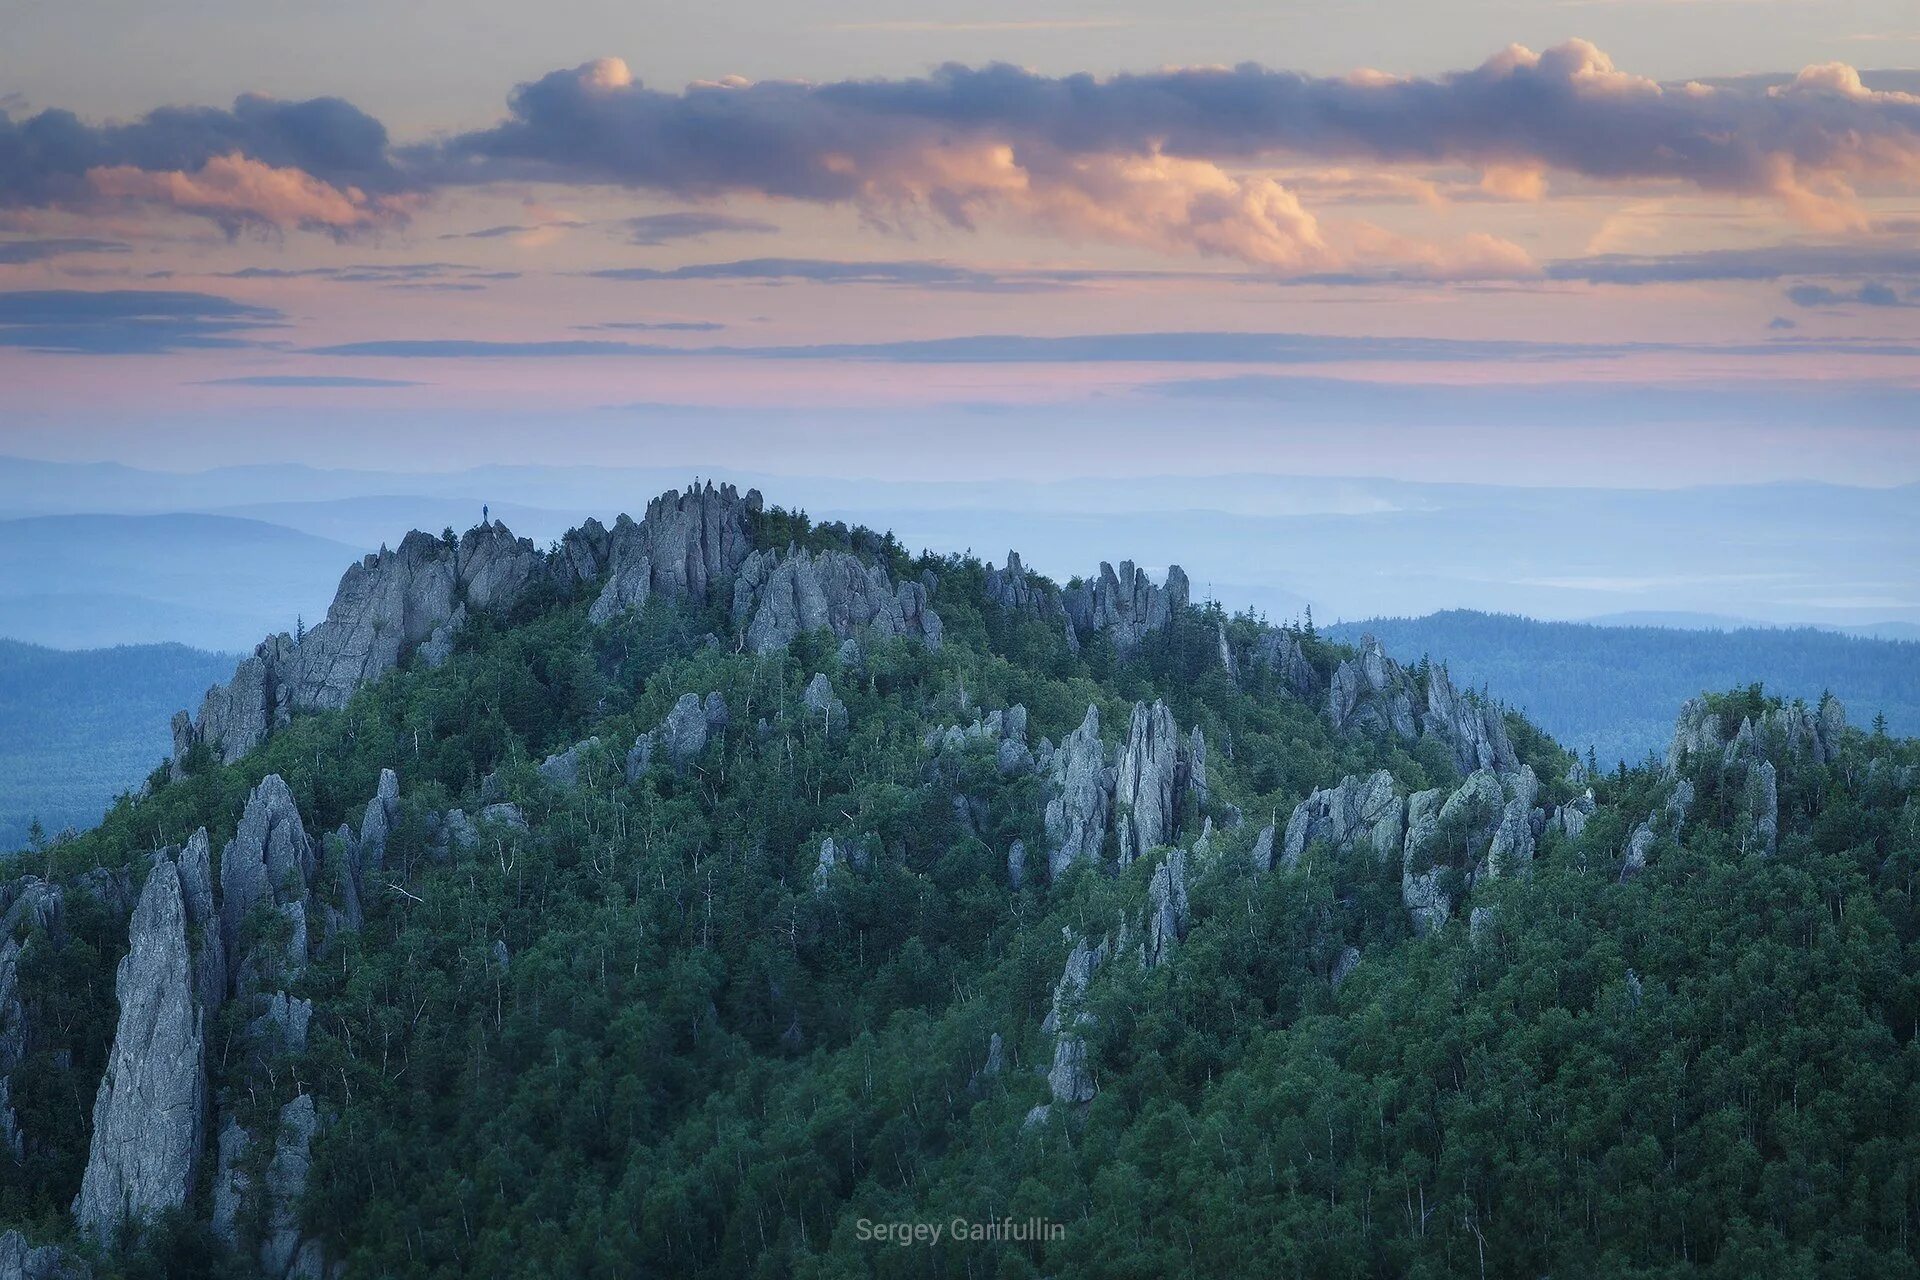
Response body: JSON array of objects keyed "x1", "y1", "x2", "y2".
[
  {"x1": 0, "y1": 485, "x2": 1915, "y2": 1279},
  {"x1": 0, "y1": 641, "x2": 239, "y2": 851},
  {"x1": 1329, "y1": 610, "x2": 1920, "y2": 767}
]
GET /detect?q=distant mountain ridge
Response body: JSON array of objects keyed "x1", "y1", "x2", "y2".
[
  {"x1": 0, "y1": 512, "x2": 359, "y2": 650},
  {"x1": 1327, "y1": 609, "x2": 1920, "y2": 765},
  {"x1": 0, "y1": 639, "x2": 238, "y2": 850}
]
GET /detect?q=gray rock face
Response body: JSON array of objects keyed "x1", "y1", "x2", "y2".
[
  {"x1": 442, "y1": 807, "x2": 479, "y2": 852},
  {"x1": 1043, "y1": 938, "x2": 1106, "y2": 1105},
  {"x1": 623, "y1": 736, "x2": 654, "y2": 783},
  {"x1": 73, "y1": 857, "x2": 215, "y2": 1239},
  {"x1": 812, "y1": 837, "x2": 840, "y2": 893},
  {"x1": 1144, "y1": 850, "x2": 1190, "y2": 968},
  {"x1": 539, "y1": 737, "x2": 602, "y2": 791},
  {"x1": 219, "y1": 775, "x2": 314, "y2": 992},
  {"x1": 1331, "y1": 945, "x2": 1362, "y2": 990},
  {"x1": 985, "y1": 551, "x2": 1079, "y2": 652},
  {"x1": 248, "y1": 992, "x2": 312, "y2": 1056},
  {"x1": 358, "y1": 768, "x2": 399, "y2": 874},
  {"x1": 1064, "y1": 560, "x2": 1188, "y2": 652},
  {"x1": 261, "y1": 1096, "x2": 323, "y2": 1279},
  {"x1": 1401, "y1": 789, "x2": 1450, "y2": 935},
  {"x1": 1115, "y1": 701, "x2": 1183, "y2": 865},
  {"x1": 1007, "y1": 840, "x2": 1027, "y2": 889},
  {"x1": 1743, "y1": 759, "x2": 1779, "y2": 855},
  {"x1": 580, "y1": 483, "x2": 763, "y2": 624},
  {"x1": 213, "y1": 1097, "x2": 325, "y2": 1279},
  {"x1": 1281, "y1": 770, "x2": 1406, "y2": 868},
  {"x1": 1248, "y1": 822, "x2": 1277, "y2": 872},
  {"x1": 1327, "y1": 636, "x2": 1417, "y2": 739},
  {"x1": 0, "y1": 1231, "x2": 89, "y2": 1280},
  {"x1": 1044, "y1": 705, "x2": 1112, "y2": 880},
  {"x1": 1666, "y1": 694, "x2": 1848, "y2": 778},
  {"x1": 0, "y1": 940, "x2": 23, "y2": 1159},
  {"x1": 733, "y1": 547, "x2": 943, "y2": 654},
  {"x1": 1253, "y1": 630, "x2": 1320, "y2": 701},
  {"x1": 480, "y1": 802, "x2": 527, "y2": 830},
  {"x1": 1485, "y1": 796, "x2": 1536, "y2": 878},
  {"x1": 1425, "y1": 665, "x2": 1520, "y2": 775},
  {"x1": 1620, "y1": 822, "x2": 1656, "y2": 881},
  {"x1": 802, "y1": 674, "x2": 845, "y2": 730},
  {"x1": 177, "y1": 524, "x2": 546, "y2": 765},
  {"x1": 1555, "y1": 790, "x2": 1597, "y2": 840},
  {"x1": 660, "y1": 693, "x2": 711, "y2": 767}
]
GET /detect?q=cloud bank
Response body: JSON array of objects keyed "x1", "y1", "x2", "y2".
[{"x1": 5, "y1": 42, "x2": 1919, "y2": 265}]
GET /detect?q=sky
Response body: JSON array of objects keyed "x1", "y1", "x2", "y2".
[{"x1": 4, "y1": 0, "x2": 1920, "y2": 487}]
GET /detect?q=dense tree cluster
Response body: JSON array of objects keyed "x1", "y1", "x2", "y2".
[{"x1": 2, "y1": 511, "x2": 1917, "y2": 1278}]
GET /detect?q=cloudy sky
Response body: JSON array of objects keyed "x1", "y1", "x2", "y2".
[{"x1": 4, "y1": 0, "x2": 1920, "y2": 484}]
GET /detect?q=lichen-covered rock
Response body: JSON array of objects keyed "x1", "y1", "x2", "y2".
[
  {"x1": 1064, "y1": 560, "x2": 1187, "y2": 652},
  {"x1": 480, "y1": 803, "x2": 527, "y2": 830},
  {"x1": 1485, "y1": 796, "x2": 1536, "y2": 878},
  {"x1": 1327, "y1": 635, "x2": 1417, "y2": 739},
  {"x1": 1424, "y1": 665, "x2": 1520, "y2": 775},
  {"x1": 1620, "y1": 822, "x2": 1656, "y2": 881},
  {"x1": 1282, "y1": 770, "x2": 1406, "y2": 868},
  {"x1": 442, "y1": 807, "x2": 479, "y2": 852},
  {"x1": 73, "y1": 857, "x2": 213, "y2": 1239},
  {"x1": 1044, "y1": 705, "x2": 1111, "y2": 880},
  {"x1": 1742, "y1": 759, "x2": 1779, "y2": 855},
  {"x1": 733, "y1": 547, "x2": 943, "y2": 654}
]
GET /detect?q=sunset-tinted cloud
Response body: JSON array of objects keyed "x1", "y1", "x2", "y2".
[{"x1": 7, "y1": 41, "x2": 1919, "y2": 267}]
